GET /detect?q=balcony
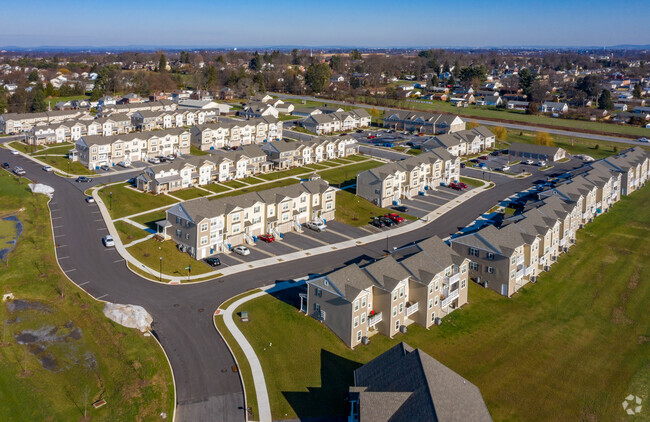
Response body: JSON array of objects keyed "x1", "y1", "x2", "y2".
[
  {"x1": 405, "y1": 302, "x2": 419, "y2": 317},
  {"x1": 516, "y1": 255, "x2": 525, "y2": 266},
  {"x1": 525, "y1": 266, "x2": 534, "y2": 276},
  {"x1": 368, "y1": 312, "x2": 382, "y2": 327},
  {"x1": 516, "y1": 267, "x2": 526, "y2": 280},
  {"x1": 441, "y1": 289, "x2": 459, "y2": 308}
]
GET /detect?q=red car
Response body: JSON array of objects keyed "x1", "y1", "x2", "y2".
[
  {"x1": 258, "y1": 234, "x2": 275, "y2": 243},
  {"x1": 449, "y1": 182, "x2": 463, "y2": 190},
  {"x1": 367, "y1": 135, "x2": 376, "y2": 139},
  {"x1": 385, "y1": 213, "x2": 404, "y2": 223},
  {"x1": 478, "y1": 155, "x2": 489, "y2": 160},
  {"x1": 459, "y1": 182, "x2": 468, "y2": 189}
]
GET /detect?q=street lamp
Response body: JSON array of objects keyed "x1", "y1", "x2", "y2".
[
  {"x1": 109, "y1": 192, "x2": 113, "y2": 210},
  {"x1": 159, "y1": 257, "x2": 162, "y2": 281}
]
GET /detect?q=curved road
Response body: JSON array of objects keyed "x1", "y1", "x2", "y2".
[{"x1": 0, "y1": 146, "x2": 584, "y2": 421}]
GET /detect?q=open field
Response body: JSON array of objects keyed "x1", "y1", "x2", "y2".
[
  {"x1": 130, "y1": 210, "x2": 168, "y2": 231},
  {"x1": 230, "y1": 184, "x2": 650, "y2": 420},
  {"x1": 209, "y1": 179, "x2": 301, "y2": 200},
  {"x1": 126, "y1": 237, "x2": 212, "y2": 278},
  {"x1": 97, "y1": 184, "x2": 178, "y2": 219},
  {"x1": 335, "y1": 190, "x2": 416, "y2": 226},
  {"x1": 32, "y1": 144, "x2": 75, "y2": 156},
  {"x1": 0, "y1": 171, "x2": 174, "y2": 421},
  {"x1": 7, "y1": 141, "x2": 44, "y2": 154},
  {"x1": 316, "y1": 160, "x2": 384, "y2": 187}
]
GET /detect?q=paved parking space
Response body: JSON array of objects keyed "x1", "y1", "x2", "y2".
[
  {"x1": 255, "y1": 239, "x2": 301, "y2": 255},
  {"x1": 326, "y1": 221, "x2": 369, "y2": 239},
  {"x1": 299, "y1": 227, "x2": 350, "y2": 244},
  {"x1": 280, "y1": 232, "x2": 324, "y2": 250},
  {"x1": 226, "y1": 247, "x2": 272, "y2": 263}
]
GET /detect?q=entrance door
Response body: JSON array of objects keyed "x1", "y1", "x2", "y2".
[{"x1": 501, "y1": 284, "x2": 508, "y2": 296}]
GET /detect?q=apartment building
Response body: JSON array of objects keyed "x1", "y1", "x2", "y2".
[
  {"x1": 74, "y1": 128, "x2": 191, "y2": 169},
  {"x1": 136, "y1": 144, "x2": 273, "y2": 193},
  {"x1": 97, "y1": 99, "x2": 178, "y2": 117},
  {"x1": 1, "y1": 110, "x2": 86, "y2": 134},
  {"x1": 164, "y1": 178, "x2": 336, "y2": 259},
  {"x1": 301, "y1": 109, "x2": 371, "y2": 135},
  {"x1": 601, "y1": 147, "x2": 649, "y2": 195},
  {"x1": 302, "y1": 236, "x2": 469, "y2": 348},
  {"x1": 508, "y1": 142, "x2": 568, "y2": 163},
  {"x1": 262, "y1": 137, "x2": 358, "y2": 169},
  {"x1": 424, "y1": 126, "x2": 496, "y2": 156},
  {"x1": 132, "y1": 109, "x2": 213, "y2": 131},
  {"x1": 349, "y1": 342, "x2": 492, "y2": 422},
  {"x1": 356, "y1": 148, "x2": 460, "y2": 207},
  {"x1": 383, "y1": 110, "x2": 466, "y2": 134},
  {"x1": 190, "y1": 117, "x2": 283, "y2": 150}
]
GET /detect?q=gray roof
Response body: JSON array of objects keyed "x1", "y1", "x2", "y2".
[
  {"x1": 353, "y1": 342, "x2": 492, "y2": 422},
  {"x1": 363, "y1": 256, "x2": 411, "y2": 291},
  {"x1": 508, "y1": 142, "x2": 562, "y2": 156},
  {"x1": 324, "y1": 265, "x2": 376, "y2": 302}
]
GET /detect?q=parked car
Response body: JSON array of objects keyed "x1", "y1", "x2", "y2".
[
  {"x1": 449, "y1": 182, "x2": 463, "y2": 190},
  {"x1": 469, "y1": 159, "x2": 479, "y2": 164},
  {"x1": 233, "y1": 245, "x2": 250, "y2": 256},
  {"x1": 525, "y1": 159, "x2": 534, "y2": 165},
  {"x1": 458, "y1": 182, "x2": 468, "y2": 189},
  {"x1": 2, "y1": 162, "x2": 10, "y2": 169},
  {"x1": 148, "y1": 157, "x2": 161, "y2": 164},
  {"x1": 85, "y1": 196, "x2": 95, "y2": 203},
  {"x1": 393, "y1": 205, "x2": 409, "y2": 212},
  {"x1": 379, "y1": 216, "x2": 395, "y2": 227},
  {"x1": 356, "y1": 129, "x2": 364, "y2": 133},
  {"x1": 42, "y1": 165, "x2": 53, "y2": 172},
  {"x1": 478, "y1": 163, "x2": 487, "y2": 168},
  {"x1": 385, "y1": 213, "x2": 404, "y2": 223},
  {"x1": 258, "y1": 234, "x2": 275, "y2": 243},
  {"x1": 205, "y1": 257, "x2": 221, "y2": 267},
  {"x1": 538, "y1": 160, "x2": 547, "y2": 166},
  {"x1": 10, "y1": 150, "x2": 19, "y2": 155},
  {"x1": 102, "y1": 235, "x2": 115, "y2": 247},
  {"x1": 76, "y1": 176, "x2": 92, "y2": 183},
  {"x1": 305, "y1": 221, "x2": 327, "y2": 232},
  {"x1": 117, "y1": 160, "x2": 131, "y2": 167},
  {"x1": 460, "y1": 162, "x2": 466, "y2": 168},
  {"x1": 166, "y1": 155, "x2": 176, "y2": 161},
  {"x1": 100, "y1": 164, "x2": 110, "y2": 171},
  {"x1": 13, "y1": 166, "x2": 25, "y2": 176},
  {"x1": 638, "y1": 137, "x2": 649, "y2": 143},
  {"x1": 490, "y1": 151, "x2": 500, "y2": 156},
  {"x1": 370, "y1": 217, "x2": 385, "y2": 228},
  {"x1": 502, "y1": 165, "x2": 511, "y2": 171},
  {"x1": 339, "y1": 132, "x2": 347, "y2": 136},
  {"x1": 367, "y1": 135, "x2": 376, "y2": 139},
  {"x1": 478, "y1": 155, "x2": 489, "y2": 160}
]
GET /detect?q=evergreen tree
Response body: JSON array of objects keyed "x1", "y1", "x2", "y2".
[
  {"x1": 158, "y1": 54, "x2": 167, "y2": 72},
  {"x1": 598, "y1": 89, "x2": 613, "y2": 110}
]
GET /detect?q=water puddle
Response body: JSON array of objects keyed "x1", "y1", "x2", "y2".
[{"x1": 0, "y1": 215, "x2": 22, "y2": 261}]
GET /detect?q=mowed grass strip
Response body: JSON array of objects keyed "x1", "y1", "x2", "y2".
[
  {"x1": 233, "y1": 184, "x2": 650, "y2": 421},
  {"x1": 126, "y1": 238, "x2": 212, "y2": 278},
  {"x1": 317, "y1": 160, "x2": 384, "y2": 187},
  {"x1": 130, "y1": 210, "x2": 168, "y2": 231},
  {"x1": 335, "y1": 190, "x2": 416, "y2": 226},
  {"x1": 8, "y1": 141, "x2": 45, "y2": 154},
  {"x1": 209, "y1": 179, "x2": 301, "y2": 200},
  {"x1": 170, "y1": 187, "x2": 213, "y2": 201},
  {"x1": 97, "y1": 183, "x2": 178, "y2": 219},
  {"x1": 203, "y1": 183, "x2": 232, "y2": 194},
  {"x1": 0, "y1": 172, "x2": 174, "y2": 421},
  {"x1": 257, "y1": 167, "x2": 313, "y2": 181},
  {"x1": 114, "y1": 220, "x2": 150, "y2": 244}
]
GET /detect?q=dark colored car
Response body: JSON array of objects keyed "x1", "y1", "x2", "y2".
[
  {"x1": 356, "y1": 129, "x2": 364, "y2": 133},
  {"x1": 469, "y1": 159, "x2": 479, "y2": 164},
  {"x1": 459, "y1": 182, "x2": 468, "y2": 189},
  {"x1": 75, "y1": 176, "x2": 92, "y2": 183},
  {"x1": 478, "y1": 155, "x2": 489, "y2": 160},
  {"x1": 379, "y1": 216, "x2": 395, "y2": 227},
  {"x1": 370, "y1": 217, "x2": 385, "y2": 228},
  {"x1": 258, "y1": 234, "x2": 275, "y2": 243},
  {"x1": 393, "y1": 205, "x2": 409, "y2": 213},
  {"x1": 460, "y1": 162, "x2": 466, "y2": 168},
  {"x1": 205, "y1": 257, "x2": 221, "y2": 267},
  {"x1": 385, "y1": 213, "x2": 404, "y2": 223},
  {"x1": 449, "y1": 182, "x2": 463, "y2": 190},
  {"x1": 339, "y1": 133, "x2": 347, "y2": 136},
  {"x1": 2, "y1": 162, "x2": 9, "y2": 169}
]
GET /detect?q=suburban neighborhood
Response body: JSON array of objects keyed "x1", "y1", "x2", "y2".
[{"x1": 1, "y1": 3, "x2": 649, "y2": 422}]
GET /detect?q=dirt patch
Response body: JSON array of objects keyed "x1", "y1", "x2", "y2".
[
  {"x1": 67, "y1": 328, "x2": 82, "y2": 340},
  {"x1": 628, "y1": 266, "x2": 640, "y2": 290},
  {"x1": 611, "y1": 307, "x2": 634, "y2": 325},
  {"x1": 637, "y1": 336, "x2": 650, "y2": 344},
  {"x1": 6, "y1": 299, "x2": 52, "y2": 314}
]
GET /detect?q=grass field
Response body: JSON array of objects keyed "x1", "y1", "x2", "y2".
[
  {"x1": 222, "y1": 180, "x2": 248, "y2": 189},
  {"x1": 459, "y1": 176, "x2": 486, "y2": 187},
  {"x1": 169, "y1": 187, "x2": 213, "y2": 201},
  {"x1": 190, "y1": 145, "x2": 210, "y2": 156},
  {"x1": 97, "y1": 184, "x2": 178, "y2": 219},
  {"x1": 256, "y1": 167, "x2": 312, "y2": 181},
  {"x1": 32, "y1": 144, "x2": 75, "y2": 156},
  {"x1": 8, "y1": 141, "x2": 44, "y2": 154},
  {"x1": 230, "y1": 184, "x2": 650, "y2": 420},
  {"x1": 202, "y1": 183, "x2": 232, "y2": 194},
  {"x1": 0, "y1": 171, "x2": 174, "y2": 421},
  {"x1": 126, "y1": 237, "x2": 212, "y2": 278},
  {"x1": 316, "y1": 160, "x2": 384, "y2": 187},
  {"x1": 130, "y1": 210, "x2": 168, "y2": 231},
  {"x1": 209, "y1": 179, "x2": 301, "y2": 200},
  {"x1": 114, "y1": 220, "x2": 150, "y2": 244},
  {"x1": 34, "y1": 155, "x2": 95, "y2": 175},
  {"x1": 46, "y1": 94, "x2": 89, "y2": 109},
  {"x1": 335, "y1": 190, "x2": 416, "y2": 227}
]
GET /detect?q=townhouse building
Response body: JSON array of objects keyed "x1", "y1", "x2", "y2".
[
  {"x1": 164, "y1": 178, "x2": 336, "y2": 258},
  {"x1": 349, "y1": 342, "x2": 492, "y2": 422},
  {"x1": 302, "y1": 236, "x2": 469, "y2": 348},
  {"x1": 260, "y1": 137, "x2": 358, "y2": 170},
  {"x1": 301, "y1": 109, "x2": 371, "y2": 135},
  {"x1": 508, "y1": 143, "x2": 568, "y2": 163},
  {"x1": 190, "y1": 117, "x2": 283, "y2": 150},
  {"x1": 601, "y1": 147, "x2": 649, "y2": 195},
  {"x1": 239, "y1": 102, "x2": 279, "y2": 119},
  {"x1": 132, "y1": 109, "x2": 214, "y2": 131},
  {"x1": 136, "y1": 144, "x2": 274, "y2": 193},
  {"x1": 383, "y1": 110, "x2": 466, "y2": 134},
  {"x1": 424, "y1": 126, "x2": 496, "y2": 156},
  {"x1": 1, "y1": 110, "x2": 86, "y2": 134},
  {"x1": 97, "y1": 99, "x2": 177, "y2": 117},
  {"x1": 74, "y1": 128, "x2": 191, "y2": 169},
  {"x1": 356, "y1": 148, "x2": 460, "y2": 207}
]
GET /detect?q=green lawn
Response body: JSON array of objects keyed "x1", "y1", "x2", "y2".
[
  {"x1": 209, "y1": 179, "x2": 301, "y2": 200},
  {"x1": 460, "y1": 176, "x2": 486, "y2": 187},
  {"x1": 130, "y1": 210, "x2": 168, "y2": 231},
  {"x1": 114, "y1": 220, "x2": 150, "y2": 244},
  {"x1": 32, "y1": 144, "x2": 75, "y2": 156},
  {"x1": 202, "y1": 183, "x2": 232, "y2": 194},
  {"x1": 46, "y1": 94, "x2": 89, "y2": 109},
  {"x1": 335, "y1": 190, "x2": 416, "y2": 227},
  {"x1": 169, "y1": 187, "x2": 213, "y2": 201},
  {"x1": 256, "y1": 167, "x2": 312, "y2": 181},
  {"x1": 231, "y1": 184, "x2": 650, "y2": 421},
  {"x1": 97, "y1": 184, "x2": 178, "y2": 219},
  {"x1": 407, "y1": 148, "x2": 423, "y2": 155},
  {"x1": 35, "y1": 155, "x2": 95, "y2": 175},
  {"x1": 344, "y1": 155, "x2": 371, "y2": 162},
  {"x1": 0, "y1": 172, "x2": 174, "y2": 421},
  {"x1": 278, "y1": 115, "x2": 303, "y2": 121},
  {"x1": 317, "y1": 160, "x2": 384, "y2": 187},
  {"x1": 222, "y1": 180, "x2": 248, "y2": 189},
  {"x1": 190, "y1": 145, "x2": 210, "y2": 156},
  {"x1": 126, "y1": 238, "x2": 211, "y2": 278},
  {"x1": 8, "y1": 141, "x2": 44, "y2": 154}
]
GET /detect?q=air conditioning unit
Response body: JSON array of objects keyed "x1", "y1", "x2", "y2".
[
  {"x1": 361, "y1": 336, "x2": 369, "y2": 345},
  {"x1": 563, "y1": 247, "x2": 569, "y2": 253},
  {"x1": 579, "y1": 224, "x2": 584, "y2": 229},
  {"x1": 530, "y1": 276, "x2": 537, "y2": 283},
  {"x1": 544, "y1": 266, "x2": 550, "y2": 271},
  {"x1": 435, "y1": 317, "x2": 442, "y2": 326},
  {"x1": 552, "y1": 256, "x2": 558, "y2": 262},
  {"x1": 399, "y1": 325, "x2": 408, "y2": 334}
]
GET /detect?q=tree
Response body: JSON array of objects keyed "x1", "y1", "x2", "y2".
[
  {"x1": 350, "y1": 76, "x2": 362, "y2": 89},
  {"x1": 459, "y1": 65, "x2": 487, "y2": 88},
  {"x1": 329, "y1": 55, "x2": 341, "y2": 72},
  {"x1": 633, "y1": 84, "x2": 642, "y2": 99},
  {"x1": 518, "y1": 68, "x2": 534, "y2": 97},
  {"x1": 158, "y1": 54, "x2": 167, "y2": 72},
  {"x1": 305, "y1": 63, "x2": 331, "y2": 93},
  {"x1": 448, "y1": 75, "x2": 456, "y2": 86},
  {"x1": 576, "y1": 74, "x2": 602, "y2": 98},
  {"x1": 466, "y1": 122, "x2": 480, "y2": 130},
  {"x1": 535, "y1": 132, "x2": 554, "y2": 147},
  {"x1": 527, "y1": 102, "x2": 540, "y2": 115},
  {"x1": 492, "y1": 126, "x2": 507, "y2": 141},
  {"x1": 349, "y1": 49, "x2": 362, "y2": 60},
  {"x1": 291, "y1": 49, "x2": 301, "y2": 66},
  {"x1": 598, "y1": 89, "x2": 614, "y2": 110},
  {"x1": 249, "y1": 51, "x2": 262, "y2": 71},
  {"x1": 180, "y1": 50, "x2": 190, "y2": 64},
  {"x1": 28, "y1": 70, "x2": 39, "y2": 82},
  {"x1": 30, "y1": 89, "x2": 47, "y2": 112},
  {"x1": 44, "y1": 82, "x2": 56, "y2": 97},
  {"x1": 90, "y1": 85, "x2": 103, "y2": 101}
]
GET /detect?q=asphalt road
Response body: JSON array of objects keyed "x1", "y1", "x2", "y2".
[
  {"x1": 0, "y1": 146, "x2": 585, "y2": 421},
  {"x1": 271, "y1": 93, "x2": 648, "y2": 146}
]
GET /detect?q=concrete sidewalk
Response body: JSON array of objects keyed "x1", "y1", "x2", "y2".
[{"x1": 91, "y1": 177, "x2": 492, "y2": 284}]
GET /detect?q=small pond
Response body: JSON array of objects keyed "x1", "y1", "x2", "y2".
[{"x1": 0, "y1": 215, "x2": 23, "y2": 261}]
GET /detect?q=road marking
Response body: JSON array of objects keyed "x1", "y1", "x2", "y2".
[
  {"x1": 53, "y1": 225, "x2": 63, "y2": 229},
  {"x1": 113, "y1": 259, "x2": 125, "y2": 263},
  {"x1": 79, "y1": 281, "x2": 90, "y2": 286},
  {"x1": 96, "y1": 294, "x2": 108, "y2": 300},
  {"x1": 54, "y1": 234, "x2": 65, "y2": 237},
  {"x1": 97, "y1": 227, "x2": 107, "y2": 231},
  {"x1": 58, "y1": 256, "x2": 70, "y2": 260},
  {"x1": 91, "y1": 211, "x2": 101, "y2": 214},
  {"x1": 251, "y1": 247, "x2": 274, "y2": 257},
  {"x1": 56, "y1": 244, "x2": 67, "y2": 248},
  {"x1": 293, "y1": 232, "x2": 329, "y2": 246},
  {"x1": 52, "y1": 216, "x2": 62, "y2": 219},
  {"x1": 94, "y1": 219, "x2": 104, "y2": 222},
  {"x1": 64, "y1": 268, "x2": 76, "y2": 273}
]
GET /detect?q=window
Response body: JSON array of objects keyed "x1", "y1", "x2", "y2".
[
  {"x1": 399, "y1": 303, "x2": 403, "y2": 314},
  {"x1": 357, "y1": 331, "x2": 362, "y2": 342},
  {"x1": 254, "y1": 206, "x2": 260, "y2": 213},
  {"x1": 461, "y1": 265, "x2": 467, "y2": 273},
  {"x1": 469, "y1": 262, "x2": 479, "y2": 271},
  {"x1": 511, "y1": 256, "x2": 516, "y2": 265},
  {"x1": 282, "y1": 202, "x2": 289, "y2": 211},
  {"x1": 300, "y1": 196, "x2": 306, "y2": 203},
  {"x1": 232, "y1": 214, "x2": 240, "y2": 222},
  {"x1": 326, "y1": 202, "x2": 333, "y2": 211},
  {"x1": 232, "y1": 224, "x2": 240, "y2": 234},
  {"x1": 200, "y1": 223, "x2": 208, "y2": 232},
  {"x1": 399, "y1": 287, "x2": 404, "y2": 297},
  {"x1": 461, "y1": 279, "x2": 466, "y2": 289},
  {"x1": 200, "y1": 236, "x2": 208, "y2": 245},
  {"x1": 176, "y1": 216, "x2": 182, "y2": 224},
  {"x1": 434, "y1": 296, "x2": 439, "y2": 306},
  {"x1": 487, "y1": 267, "x2": 494, "y2": 274},
  {"x1": 361, "y1": 312, "x2": 366, "y2": 324},
  {"x1": 435, "y1": 280, "x2": 439, "y2": 291},
  {"x1": 510, "y1": 270, "x2": 515, "y2": 279},
  {"x1": 393, "y1": 292, "x2": 398, "y2": 301},
  {"x1": 354, "y1": 317, "x2": 359, "y2": 328},
  {"x1": 326, "y1": 192, "x2": 333, "y2": 200},
  {"x1": 354, "y1": 300, "x2": 359, "y2": 311},
  {"x1": 314, "y1": 303, "x2": 320, "y2": 312},
  {"x1": 429, "y1": 284, "x2": 433, "y2": 294},
  {"x1": 392, "y1": 306, "x2": 397, "y2": 317},
  {"x1": 429, "y1": 299, "x2": 433, "y2": 309},
  {"x1": 469, "y1": 247, "x2": 479, "y2": 257},
  {"x1": 185, "y1": 233, "x2": 190, "y2": 240},
  {"x1": 431, "y1": 312, "x2": 436, "y2": 322},
  {"x1": 395, "y1": 320, "x2": 400, "y2": 331},
  {"x1": 487, "y1": 252, "x2": 495, "y2": 260},
  {"x1": 176, "y1": 229, "x2": 182, "y2": 238},
  {"x1": 315, "y1": 288, "x2": 322, "y2": 297},
  {"x1": 361, "y1": 296, "x2": 366, "y2": 308}
]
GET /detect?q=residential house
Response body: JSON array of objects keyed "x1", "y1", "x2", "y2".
[
  {"x1": 539, "y1": 102, "x2": 569, "y2": 113},
  {"x1": 190, "y1": 117, "x2": 283, "y2": 150},
  {"x1": 383, "y1": 110, "x2": 465, "y2": 134},
  {"x1": 1, "y1": 110, "x2": 84, "y2": 134},
  {"x1": 239, "y1": 102, "x2": 279, "y2": 119},
  {"x1": 424, "y1": 126, "x2": 496, "y2": 156},
  {"x1": 508, "y1": 142, "x2": 567, "y2": 162},
  {"x1": 301, "y1": 109, "x2": 371, "y2": 135}
]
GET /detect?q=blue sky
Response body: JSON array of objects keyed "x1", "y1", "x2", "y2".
[{"x1": 1, "y1": 0, "x2": 647, "y2": 48}]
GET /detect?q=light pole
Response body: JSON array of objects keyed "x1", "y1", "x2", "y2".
[
  {"x1": 109, "y1": 192, "x2": 113, "y2": 211},
  {"x1": 159, "y1": 257, "x2": 162, "y2": 281}
]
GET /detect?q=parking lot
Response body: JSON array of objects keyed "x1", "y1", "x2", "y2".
[{"x1": 394, "y1": 185, "x2": 473, "y2": 218}]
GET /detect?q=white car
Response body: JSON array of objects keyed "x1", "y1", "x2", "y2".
[
  {"x1": 233, "y1": 245, "x2": 250, "y2": 256},
  {"x1": 86, "y1": 196, "x2": 95, "y2": 203},
  {"x1": 10, "y1": 150, "x2": 19, "y2": 155},
  {"x1": 117, "y1": 160, "x2": 131, "y2": 167},
  {"x1": 42, "y1": 165, "x2": 53, "y2": 172},
  {"x1": 305, "y1": 221, "x2": 327, "y2": 232},
  {"x1": 102, "y1": 235, "x2": 115, "y2": 247},
  {"x1": 13, "y1": 166, "x2": 25, "y2": 176},
  {"x1": 525, "y1": 159, "x2": 534, "y2": 165},
  {"x1": 148, "y1": 157, "x2": 161, "y2": 164},
  {"x1": 638, "y1": 137, "x2": 649, "y2": 143},
  {"x1": 501, "y1": 165, "x2": 511, "y2": 171},
  {"x1": 538, "y1": 160, "x2": 547, "y2": 166}
]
